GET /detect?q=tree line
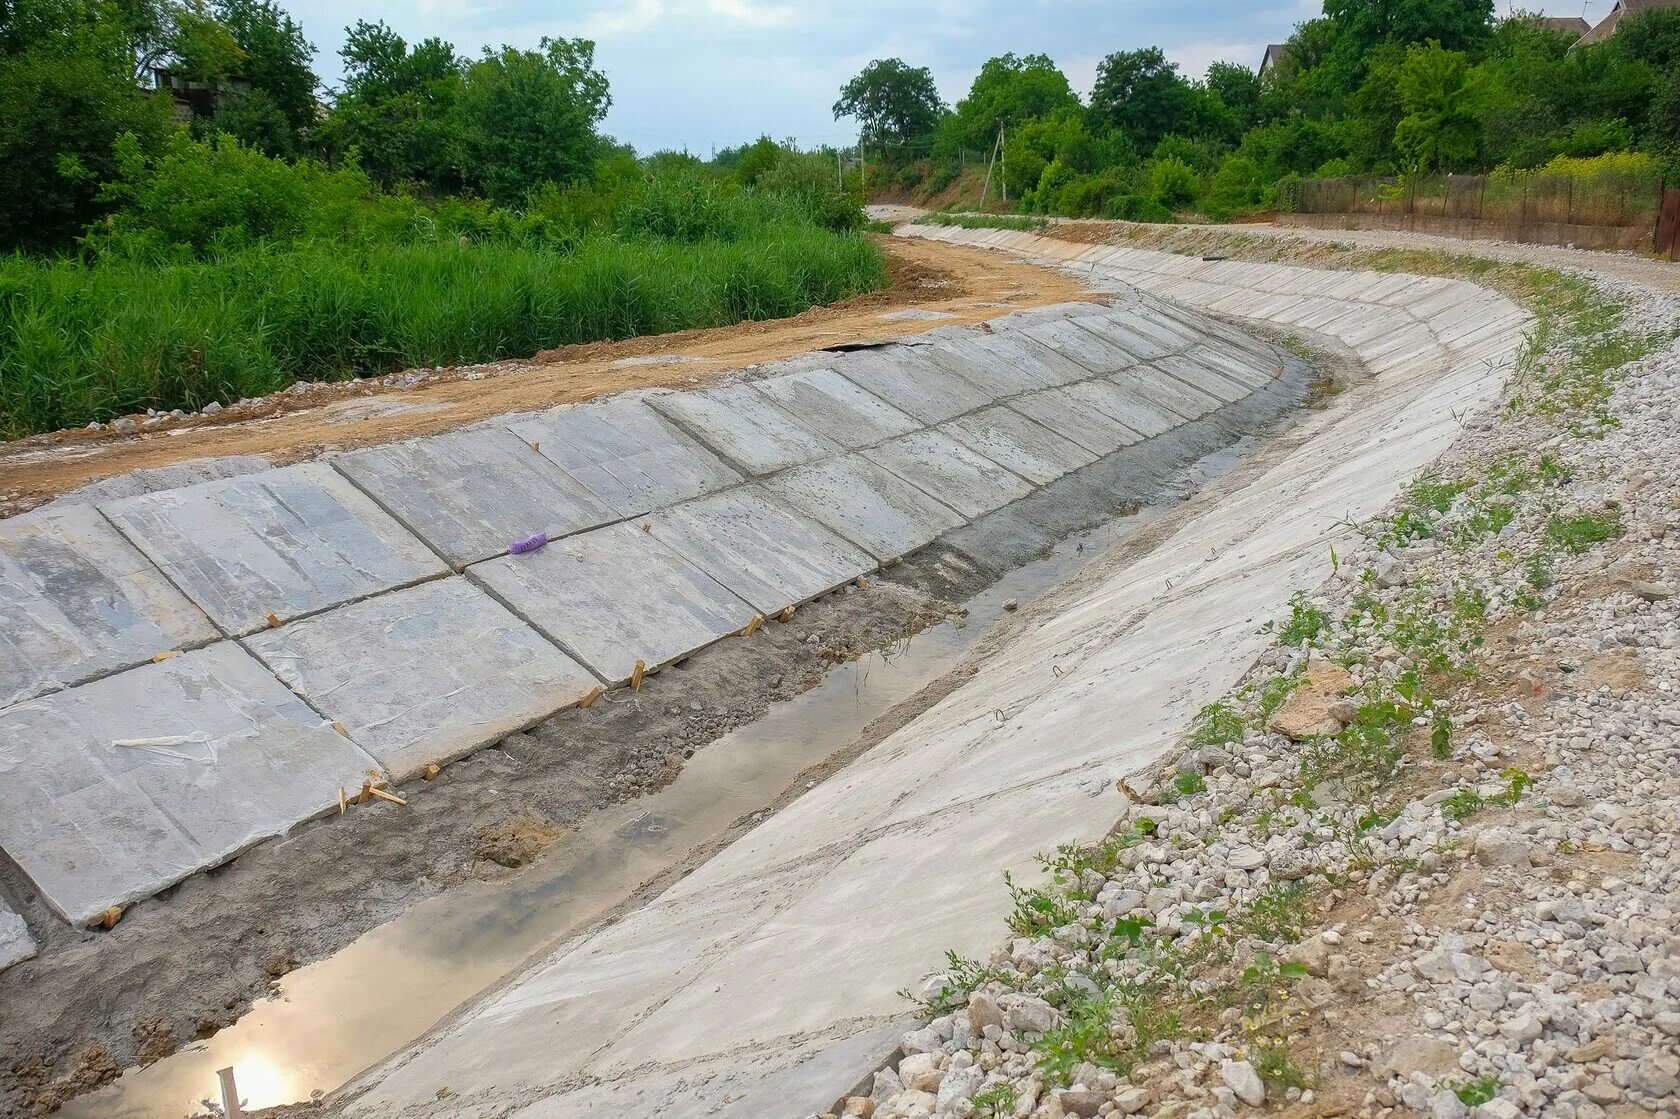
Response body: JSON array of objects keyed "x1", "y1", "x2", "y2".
[{"x1": 831, "y1": 1, "x2": 1680, "y2": 220}]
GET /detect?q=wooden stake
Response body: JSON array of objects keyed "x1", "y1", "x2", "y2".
[
  {"x1": 423, "y1": 763, "x2": 440, "y2": 781},
  {"x1": 368, "y1": 786, "x2": 406, "y2": 806},
  {"x1": 630, "y1": 659, "x2": 646, "y2": 691},
  {"x1": 263, "y1": 611, "x2": 282, "y2": 629},
  {"x1": 338, "y1": 787, "x2": 347, "y2": 815},
  {"x1": 331, "y1": 721, "x2": 347, "y2": 737},
  {"x1": 98, "y1": 905, "x2": 124, "y2": 930},
  {"x1": 217, "y1": 1066, "x2": 246, "y2": 1119},
  {"x1": 855, "y1": 576, "x2": 868, "y2": 589},
  {"x1": 151, "y1": 650, "x2": 180, "y2": 663},
  {"x1": 578, "y1": 685, "x2": 605, "y2": 709},
  {"x1": 742, "y1": 614, "x2": 764, "y2": 637},
  {"x1": 778, "y1": 606, "x2": 796, "y2": 622}
]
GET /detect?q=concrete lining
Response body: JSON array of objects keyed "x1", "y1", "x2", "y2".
[
  {"x1": 467, "y1": 522, "x2": 757, "y2": 686},
  {"x1": 103, "y1": 463, "x2": 449, "y2": 637},
  {"x1": 334, "y1": 427, "x2": 616, "y2": 568},
  {"x1": 508, "y1": 395, "x2": 742, "y2": 520},
  {"x1": 333, "y1": 226, "x2": 1530, "y2": 1118},
  {"x1": 245, "y1": 578, "x2": 599, "y2": 781},
  {"x1": 0, "y1": 643, "x2": 380, "y2": 925},
  {"x1": 647, "y1": 383, "x2": 838, "y2": 476},
  {"x1": 0, "y1": 503, "x2": 217, "y2": 707}
]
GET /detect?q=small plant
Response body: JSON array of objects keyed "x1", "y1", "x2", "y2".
[
  {"x1": 1189, "y1": 701, "x2": 1244, "y2": 747},
  {"x1": 1035, "y1": 993, "x2": 1124, "y2": 1084},
  {"x1": 1240, "y1": 882, "x2": 1312, "y2": 943},
  {"x1": 1251, "y1": 1039, "x2": 1313, "y2": 1092},
  {"x1": 1279, "y1": 590, "x2": 1329, "y2": 645},
  {"x1": 1174, "y1": 772, "x2": 1208, "y2": 797},
  {"x1": 1546, "y1": 510, "x2": 1622, "y2": 554},
  {"x1": 971, "y1": 1084, "x2": 1019, "y2": 1116},
  {"x1": 1454, "y1": 1076, "x2": 1501, "y2": 1107},
  {"x1": 1430, "y1": 708, "x2": 1454, "y2": 758}
]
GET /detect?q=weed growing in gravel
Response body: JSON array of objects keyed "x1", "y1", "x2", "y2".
[
  {"x1": 1454, "y1": 1075, "x2": 1502, "y2": 1107},
  {"x1": 1545, "y1": 510, "x2": 1623, "y2": 553},
  {"x1": 970, "y1": 1084, "x2": 1019, "y2": 1116},
  {"x1": 1441, "y1": 768, "x2": 1533, "y2": 821}
]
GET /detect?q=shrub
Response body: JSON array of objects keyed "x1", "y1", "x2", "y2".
[
  {"x1": 1106, "y1": 194, "x2": 1176, "y2": 223},
  {"x1": 1149, "y1": 156, "x2": 1200, "y2": 209}
]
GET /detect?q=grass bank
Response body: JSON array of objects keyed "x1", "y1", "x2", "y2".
[{"x1": 0, "y1": 226, "x2": 887, "y2": 438}]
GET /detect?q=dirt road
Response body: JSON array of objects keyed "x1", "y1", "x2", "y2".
[{"x1": 0, "y1": 237, "x2": 1096, "y2": 516}]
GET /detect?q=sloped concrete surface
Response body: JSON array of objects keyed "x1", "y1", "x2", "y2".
[
  {"x1": 0, "y1": 503, "x2": 217, "y2": 707},
  {"x1": 334, "y1": 427, "x2": 615, "y2": 568},
  {"x1": 507, "y1": 394, "x2": 742, "y2": 519},
  {"x1": 467, "y1": 522, "x2": 757, "y2": 685},
  {"x1": 245, "y1": 578, "x2": 598, "y2": 781},
  {"x1": 334, "y1": 229, "x2": 1529, "y2": 1119},
  {"x1": 0, "y1": 644, "x2": 380, "y2": 925},
  {"x1": 104, "y1": 463, "x2": 449, "y2": 635},
  {"x1": 647, "y1": 486, "x2": 878, "y2": 615},
  {"x1": 0, "y1": 289, "x2": 1303, "y2": 937}
]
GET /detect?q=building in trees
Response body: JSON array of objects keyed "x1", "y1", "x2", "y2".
[{"x1": 1577, "y1": 0, "x2": 1680, "y2": 46}]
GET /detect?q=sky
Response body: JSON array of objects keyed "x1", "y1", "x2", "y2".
[{"x1": 281, "y1": 0, "x2": 1616, "y2": 156}]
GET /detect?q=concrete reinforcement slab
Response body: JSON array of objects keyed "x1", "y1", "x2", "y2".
[
  {"x1": 0, "y1": 504, "x2": 217, "y2": 708},
  {"x1": 766, "y1": 453, "x2": 966, "y2": 563},
  {"x1": 468, "y1": 522, "x2": 757, "y2": 685},
  {"x1": 830, "y1": 347, "x2": 993, "y2": 424},
  {"x1": 940, "y1": 404, "x2": 1098, "y2": 485},
  {"x1": 245, "y1": 579, "x2": 597, "y2": 781},
  {"x1": 507, "y1": 395, "x2": 741, "y2": 520},
  {"x1": 1007, "y1": 387, "x2": 1143, "y2": 456},
  {"x1": 333, "y1": 428, "x2": 615, "y2": 568},
  {"x1": 863, "y1": 430, "x2": 1036, "y2": 519},
  {"x1": 750, "y1": 366, "x2": 920, "y2": 449},
  {"x1": 104, "y1": 463, "x2": 449, "y2": 636},
  {"x1": 646, "y1": 487, "x2": 876, "y2": 616},
  {"x1": 0, "y1": 899, "x2": 34, "y2": 972},
  {"x1": 0, "y1": 644, "x2": 379, "y2": 925},
  {"x1": 647, "y1": 384, "x2": 838, "y2": 475}
]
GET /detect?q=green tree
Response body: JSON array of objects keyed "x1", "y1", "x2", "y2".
[
  {"x1": 733, "y1": 135, "x2": 782, "y2": 185},
  {"x1": 319, "y1": 20, "x2": 462, "y2": 188},
  {"x1": 1205, "y1": 61, "x2": 1261, "y2": 131},
  {"x1": 208, "y1": 0, "x2": 318, "y2": 150},
  {"x1": 833, "y1": 58, "x2": 945, "y2": 162},
  {"x1": 455, "y1": 37, "x2": 611, "y2": 203},
  {"x1": 949, "y1": 53, "x2": 1078, "y2": 152},
  {"x1": 1393, "y1": 41, "x2": 1485, "y2": 170},
  {"x1": 1090, "y1": 47, "x2": 1195, "y2": 149},
  {"x1": 0, "y1": 0, "x2": 175, "y2": 249}
]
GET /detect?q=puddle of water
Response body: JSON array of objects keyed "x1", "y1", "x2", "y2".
[{"x1": 65, "y1": 439, "x2": 1257, "y2": 1118}]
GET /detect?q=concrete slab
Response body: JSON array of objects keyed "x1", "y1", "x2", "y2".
[
  {"x1": 245, "y1": 579, "x2": 597, "y2": 781},
  {"x1": 507, "y1": 395, "x2": 741, "y2": 519},
  {"x1": 1102, "y1": 369, "x2": 1212, "y2": 426},
  {"x1": 1019, "y1": 318, "x2": 1135, "y2": 374},
  {"x1": 104, "y1": 463, "x2": 449, "y2": 636},
  {"x1": 0, "y1": 644, "x2": 379, "y2": 925},
  {"x1": 766, "y1": 453, "x2": 966, "y2": 562},
  {"x1": 0, "y1": 898, "x2": 34, "y2": 972},
  {"x1": 0, "y1": 504, "x2": 218, "y2": 707},
  {"x1": 1007, "y1": 387, "x2": 1143, "y2": 455},
  {"x1": 646, "y1": 487, "x2": 875, "y2": 616},
  {"x1": 862, "y1": 430, "x2": 1036, "y2": 518},
  {"x1": 750, "y1": 365, "x2": 919, "y2": 448},
  {"x1": 334, "y1": 428, "x2": 615, "y2": 568},
  {"x1": 830, "y1": 346, "x2": 993, "y2": 423},
  {"x1": 940, "y1": 404, "x2": 1097, "y2": 485},
  {"x1": 647, "y1": 384, "x2": 838, "y2": 475},
  {"x1": 959, "y1": 331, "x2": 1085, "y2": 389},
  {"x1": 1154, "y1": 353, "x2": 1249, "y2": 403},
  {"x1": 468, "y1": 522, "x2": 756, "y2": 685},
  {"x1": 916, "y1": 333, "x2": 1059, "y2": 397}
]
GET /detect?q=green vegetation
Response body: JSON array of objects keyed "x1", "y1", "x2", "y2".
[
  {"x1": 833, "y1": 3, "x2": 1680, "y2": 220},
  {"x1": 0, "y1": 0, "x2": 882, "y2": 436}
]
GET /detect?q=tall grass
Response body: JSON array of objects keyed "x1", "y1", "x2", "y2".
[{"x1": 0, "y1": 227, "x2": 886, "y2": 437}]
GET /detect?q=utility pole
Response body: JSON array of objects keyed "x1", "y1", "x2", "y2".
[
  {"x1": 1000, "y1": 124, "x2": 1007, "y2": 205},
  {"x1": 979, "y1": 127, "x2": 1001, "y2": 209},
  {"x1": 837, "y1": 146, "x2": 844, "y2": 190}
]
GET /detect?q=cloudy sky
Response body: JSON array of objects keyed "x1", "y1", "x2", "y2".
[{"x1": 281, "y1": 0, "x2": 1613, "y2": 155}]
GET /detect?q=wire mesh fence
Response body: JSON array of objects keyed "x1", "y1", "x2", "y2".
[{"x1": 1284, "y1": 168, "x2": 1667, "y2": 239}]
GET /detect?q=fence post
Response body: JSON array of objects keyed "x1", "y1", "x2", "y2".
[{"x1": 1566, "y1": 175, "x2": 1574, "y2": 227}]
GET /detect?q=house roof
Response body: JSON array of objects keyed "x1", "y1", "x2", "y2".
[
  {"x1": 1519, "y1": 14, "x2": 1591, "y2": 36},
  {"x1": 1577, "y1": 0, "x2": 1680, "y2": 46},
  {"x1": 1259, "y1": 44, "x2": 1286, "y2": 76}
]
